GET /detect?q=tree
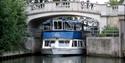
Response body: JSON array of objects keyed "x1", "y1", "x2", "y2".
[
  {"x1": 109, "y1": 0, "x2": 119, "y2": 5},
  {"x1": 0, "y1": 0, "x2": 26, "y2": 52},
  {"x1": 109, "y1": 0, "x2": 124, "y2": 5},
  {"x1": 119, "y1": 0, "x2": 124, "y2": 4}
]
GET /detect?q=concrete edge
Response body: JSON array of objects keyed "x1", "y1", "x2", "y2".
[{"x1": 0, "y1": 51, "x2": 41, "y2": 61}]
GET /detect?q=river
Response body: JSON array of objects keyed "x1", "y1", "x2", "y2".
[{"x1": 1, "y1": 55, "x2": 125, "y2": 63}]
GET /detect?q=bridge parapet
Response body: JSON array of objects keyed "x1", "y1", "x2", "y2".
[
  {"x1": 118, "y1": 5, "x2": 125, "y2": 15},
  {"x1": 26, "y1": 1, "x2": 101, "y2": 15},
  {"x1": 26, "y1": 1, "x2": 123, "y2": 16}
]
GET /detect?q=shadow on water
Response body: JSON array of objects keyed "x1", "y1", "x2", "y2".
[{"x1": 1, "y1": 55, "x2": 125, "y2": 63}]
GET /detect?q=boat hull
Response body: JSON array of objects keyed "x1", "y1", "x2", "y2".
[{"x1": 41, "y1": 48, "x2": 85, "y2": 55}]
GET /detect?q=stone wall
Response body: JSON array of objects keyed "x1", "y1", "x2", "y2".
[
  {"x1": 86, "y1": 37, "x2": 122, "y2": 57},
  {"x1": 107, "y1": 16, "x2": 119, "y2": 28},
  {"x1": 25, "y1": 37, "x2": 41, "y2": 53},
  {"x1": 119, "y1": 16, "x2": 125, "y2": 56}
]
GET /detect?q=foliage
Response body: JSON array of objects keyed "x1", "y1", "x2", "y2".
[
  {"x1": 109, "y1": 0, "x2": 119, "y2": 5},
  {"x1": 119, "y1": 0, "x2": 124, "y2": 4},
  {"x1": 0, "y1": 0, "x2": 26, "y2": 52},
  {"x1": 99, "y1": 25, "x2": 119, "y2": 37},
  {"x1": 109, "y1": 0, "x2": 124, "y2": 5}
]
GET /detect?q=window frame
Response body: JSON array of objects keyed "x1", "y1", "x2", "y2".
[
  {"x1": 53, "y1": 20, "x2": 63, "y2": 30},
  {"x1": 43, "y1": 40, "x2": 55, "y2": 48},
  {"x1": 72, "y1": 40, "x2": 84, "y2": 47},
  {"x1": 58, "y1": 40, "x2": 70, "y2": 47}
]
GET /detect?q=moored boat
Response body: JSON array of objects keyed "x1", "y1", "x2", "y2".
[{"x1": 41, "y1": 18, "x2": 85, "y2": 55}]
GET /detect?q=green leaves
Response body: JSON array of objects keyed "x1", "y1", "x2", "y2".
[
  {"x1": 109, "y1": 0, "x2": 119, "y2": 5},
  {"x1": 119, "y1": 0, "x2": 124, "y2": 4},
  {"x1": 109, "y1": 0, "x2": 124, "y2": 5},
  {"x1": 100, "y1": 25, "x2": 119, "y2": 37},
  {"x1": 0, "y1": 0, "x2": 26, "y2": 52}
]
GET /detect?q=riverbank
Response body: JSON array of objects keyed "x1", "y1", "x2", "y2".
[
  {"x1": 0, "y1": 51, "x2": 34, "y2": 60},
  {"x1": 86, "y1": 37, "x2": 123, "y2": 57}
]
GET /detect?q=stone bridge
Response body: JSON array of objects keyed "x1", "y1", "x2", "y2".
[
  {"x1": 26, "y1": 1, "x2": 124, "y2": 31},
  {"x1": 25, "y1": 0, "x2": 125, "y2": 52}
]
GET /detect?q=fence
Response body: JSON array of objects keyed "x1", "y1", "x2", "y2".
[{"x1": 87, "y1": 29, "x2": 119, "y2": 37}]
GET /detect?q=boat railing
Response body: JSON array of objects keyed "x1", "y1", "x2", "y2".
[{"x1": 42, "y1": 20, "x2": 83, "y2": 31}]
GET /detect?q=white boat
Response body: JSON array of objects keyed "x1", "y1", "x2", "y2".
[
  {"x1": 41, "y1": 17, "x2": 86, "y2": 55},
  {"x1": 41, "y1": 39, "x2": 85, "y2": 55}
]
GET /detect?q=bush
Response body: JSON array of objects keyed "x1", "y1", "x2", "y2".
[{"x1": 100, "y1": 25, "x2": 119, "y2": 37}]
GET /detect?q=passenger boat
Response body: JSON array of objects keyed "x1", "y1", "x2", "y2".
[{"x1": 41, "y1": 18, "x2": 85, "y2": 55}]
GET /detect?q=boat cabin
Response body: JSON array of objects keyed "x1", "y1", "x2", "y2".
[{"x1": 41, "y1": 19, "x2": 82, "y2": 31}]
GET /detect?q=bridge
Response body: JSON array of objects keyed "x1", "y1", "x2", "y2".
[
  {"x1": 26, "y1": 1, "x2": 124, "y2": 31},
  {"x1": 25, "y1": 0, "x2": 125, "y2": 55}
]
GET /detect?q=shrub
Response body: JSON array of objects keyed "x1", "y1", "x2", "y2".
[{"x1": 100, "y1": 25, "x2": 119, "y2": 37}]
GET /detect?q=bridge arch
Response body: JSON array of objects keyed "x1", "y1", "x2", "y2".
[
  {"x1": 27, "y1": 11, "x2": 101, "y2": 24},
  {"x1": 27, "y1": 11, "x2": 106, "y2": 32}
]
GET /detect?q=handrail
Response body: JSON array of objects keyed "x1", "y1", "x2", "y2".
[
  {"x1": 26, "y1": 1, "x2": 123, "y2": 16},
  {"x1": 27, "y1": 1, "x2": 100, "y2": 14}
]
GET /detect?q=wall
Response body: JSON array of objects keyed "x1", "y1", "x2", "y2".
[
  {"x1": 25, "y1": 37, "x2": 41, "y2": 53},
  {"x1": 107, "y1": 16, "x2": 119, "y2": 28},
  {"x1": 119, "y1": 16, "x2": 125, "y2": 56},
  {"x1": 86, "y1": 37, "x2": 122, "y2": 57}
]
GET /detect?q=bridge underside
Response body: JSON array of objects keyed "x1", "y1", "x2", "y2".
[
  {"x1": 27, "y1": 12, "x2": 100, "y2": 24},
  {"x1": 28, "y1": 15, "x2": 98, "y2": 36},
  {"x1": 28, "y1": 15, "x2": 98, "y2": 27}
]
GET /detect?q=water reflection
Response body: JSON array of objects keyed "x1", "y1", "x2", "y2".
[
  {"x1": 41, "y1": 56, "x2": 85, "y2": 63},
  {"x1": 1, "y1": 56, "x2": 125, "y2": 63},
  {"x1": 86, "y1": 57, "x2": 124, "y2": 63}
]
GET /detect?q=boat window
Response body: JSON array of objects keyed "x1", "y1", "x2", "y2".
[
  {"x1": 54, "y1": 21, "x2": 63, "y2": 30},
  {"x1": 59, "y1": 40, "x2": 64, "y2": 43},
  {"x1": 59, "y1": 40, "x2": 69, "y2": 47},
  {"x1": 78, "y1": 41, "x2": 80, "y2": 47},
  {"x1": 74, "y1": 24, "x2": 81, "y2": 31},
  {"x1": 43, "y1": 23, "x2": 51, "y2": 31},
  {"x1": 50, "y1": 41, "x2": 55, "y2": 43},
  {"x1": 81, "y1": 41, "x2": 83, "y2": 47},
  {"x1": 72, "y1": 41, "x2": 77, "y2": 47},
  {"x1": 34, "y1": 0, "x2": 39, "y2": 3},
  {"x1": 44, "y1": 26, "x2": 50, "y2": 31},
  {"x1": 62, "y1": 0, "x2": 68, "y2": 1},
  {"x1": 65, "y1": 40, "x2": 69, "y2": 44},
  {"x1": 63, "y1": 22, "x2": 73, "y2": 30},
  {"x1": 53, "y1": 0, "x2": 60, "y2": 1},
  {"x1": 74, "y1": 24, "x2": 77, "y2": 30},
  {"x1": 44, "y1": 40, "x2": 55, "y2": 47},
  {"x1": 45, "y1": 40, "x2": 50, "y2": 46},
  {"x1": 50, "y1": 40, "x2": 55, "y2": 47},
  {"x1": 54, "y1": 21, "x2": 58, "y2": 29},
  {"x1": 58, "y1": 21, "x2": 62, "y2": 29},
  {"x1": 78, "y1": 41, "x2": 83, "y2": 47}
]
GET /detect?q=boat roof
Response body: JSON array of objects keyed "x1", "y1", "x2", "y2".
[{"x1": 43, "y1": 19, "x2": 81, "y2": 24}]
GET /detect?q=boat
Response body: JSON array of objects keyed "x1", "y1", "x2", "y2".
[{"x1": 41, "y1": 17, "x2": 85, "y2": 55}]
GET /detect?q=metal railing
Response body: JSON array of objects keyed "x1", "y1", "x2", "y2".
[{"x1": 88, "y1": 29, "x2": 119, "y2": 37}]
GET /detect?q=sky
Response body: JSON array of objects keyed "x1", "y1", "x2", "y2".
[{"x1": 80, "y1": 0, "x2": 109, "y2": 4}]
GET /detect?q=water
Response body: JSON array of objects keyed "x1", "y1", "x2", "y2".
[{"x1": 1, "y1": 55, "x2": 125, "y2": 63}]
